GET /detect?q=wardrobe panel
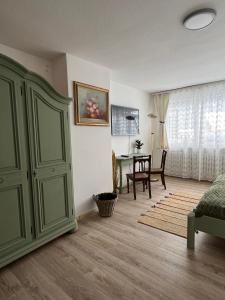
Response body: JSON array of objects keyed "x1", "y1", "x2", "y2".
[
  {"x1": 0, "y1": 64, "x2": 32, "y2": 262},
  {"x1": 38, "y1": 174, "x2": 70, "y2": 233},
  {"x1": 0, "y1": 77, "x2": 19, "y2": 171},
  {"x1": 34, "y1": 92, "x2": 65, "y2": 164},
  {"x1": 0, "y1": 185, "x2": 26, "y2": 250},
  {"x1": 26, "y1": 80, "x2": 74, "y2": 238}
]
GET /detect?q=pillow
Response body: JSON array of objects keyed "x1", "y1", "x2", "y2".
[{"x1": 213, "y1": 174, "x2": 225, "y2": 186}]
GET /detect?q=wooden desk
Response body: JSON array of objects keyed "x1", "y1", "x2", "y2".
[{"x1": 116, "y1": 153, "x2": 148, "y2": 194}]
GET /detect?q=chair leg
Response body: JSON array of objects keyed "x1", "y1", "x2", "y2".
[
  {"x1": 161, "y1": 173, "x2": 166, "y2": 190},
  {"x1": 148, "y1": 179, "x2": 152, "y2": 199},
  {"x1": 133, "y1": 181, "x2": 136, "y2": 200},
  {"x1": 143, "y1": 181, "x2": 145, "y2": 192},
  {"x1": 127, "y1": 176, "x2": 129, "y2": 193}
]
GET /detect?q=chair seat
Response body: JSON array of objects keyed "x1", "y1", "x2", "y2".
[
  {"x1": 126, "y1": 172, "x2": 148, "y2": 181},
  {"x1": 151, "y1": 168, "x2": 163, "y2": 174}
]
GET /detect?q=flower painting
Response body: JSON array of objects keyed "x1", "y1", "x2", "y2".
[{"x1": 74, "y1": 82, "x2": 109, "y2": 126}]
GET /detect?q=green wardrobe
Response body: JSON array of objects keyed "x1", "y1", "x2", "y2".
[{"x1": 0, "y1": 54, "x2": 77, "y2": 268}]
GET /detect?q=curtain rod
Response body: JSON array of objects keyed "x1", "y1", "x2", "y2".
[{"x1": 150, "y1": 77, "x2": 225, "y2": 96}]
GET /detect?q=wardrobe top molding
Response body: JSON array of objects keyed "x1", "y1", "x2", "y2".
[{"x1": 0, "y1": 53, "x2": 71, "y2": 104}]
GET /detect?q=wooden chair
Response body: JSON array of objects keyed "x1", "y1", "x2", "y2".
[
  {"x1": 126, "y1": 155, "x2": 151, "y2": 200},
  {"x1": 151, "y1": 150, "x2": 167, "y2": 189}
]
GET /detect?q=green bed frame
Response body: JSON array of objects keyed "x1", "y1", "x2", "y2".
[{"x1": 187, "y1": 212, "x2": 225, "y2": 249}]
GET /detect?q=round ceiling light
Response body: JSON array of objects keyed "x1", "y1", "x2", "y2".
[{"x1": 183, "y1": 8, "x2": 216, "y2": 30}]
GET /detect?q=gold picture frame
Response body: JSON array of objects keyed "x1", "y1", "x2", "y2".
[{"x1": 73, "y1": 81, "x2": 109, "y2": 126}]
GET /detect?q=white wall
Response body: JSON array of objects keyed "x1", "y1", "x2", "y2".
[
  {"x1": 0, "y1": 43, "x2": 53, "y2": 84},
  {"x1": 111, "y1": 81, "x2": 152, "y2": 155},
  {"x1": 66, "y1": 54, "x2": 113, "y2": 215},
  {"x1": 110, "y1": 81, "x2": 152, "y2": 185},
  {"x1": 52, "y1": 54, "x2": 68, "y2": 96}
]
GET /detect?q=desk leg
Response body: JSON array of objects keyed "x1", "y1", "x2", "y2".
[{"x1": 119, "y1": 161, "x2": 123, "y2": 194}]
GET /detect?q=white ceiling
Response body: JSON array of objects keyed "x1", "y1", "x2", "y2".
[{"x1": 0, "y1": 0, "x2": 225, "y2": 92}]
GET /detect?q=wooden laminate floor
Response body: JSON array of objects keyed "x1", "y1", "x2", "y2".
[{"x1": 1, "y1": 176, "x2": 225, "y2": 300}]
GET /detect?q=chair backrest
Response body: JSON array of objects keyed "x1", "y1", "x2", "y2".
[
  {"x1": 161, "y1": 150, "x2": 167, "y2": 171},
  {"x1": 133, "y1": 155, "x2": 151, "y2": 177}
]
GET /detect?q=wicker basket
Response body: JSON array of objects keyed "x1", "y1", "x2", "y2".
[{"x1": 93, "y1": 193, "x2": 117, "y2": 217}]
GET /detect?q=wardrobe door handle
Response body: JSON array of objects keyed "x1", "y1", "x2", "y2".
[{"x1": 33, "y1": 171, "x2": 37, "y2": 177}]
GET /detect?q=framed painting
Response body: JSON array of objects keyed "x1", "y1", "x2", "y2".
[{"x1": 73, "y1": 81, "x2": 109, "y2": 126}]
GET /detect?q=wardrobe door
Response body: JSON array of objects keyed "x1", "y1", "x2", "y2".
[
  {"x1": 0, "y1": 66, "x2": 31, "y2": 261},
  {"x1": 26, "y1": 81, "x2": 74, "y2": 239}
]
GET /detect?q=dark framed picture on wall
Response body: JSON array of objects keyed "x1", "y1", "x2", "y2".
[{"x1": 73, "y1": 81, "x2": 109, "y2": 126}]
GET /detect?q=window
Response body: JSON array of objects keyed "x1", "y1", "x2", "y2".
[{"x1": 166, "y1": 82, "x2": 225, "y2": 180}]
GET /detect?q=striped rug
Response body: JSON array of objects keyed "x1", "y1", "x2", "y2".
[{"x1": 138, "y1": 192, "x2": 202, "y2": 238}]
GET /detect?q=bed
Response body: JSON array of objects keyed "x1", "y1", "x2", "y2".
[{"x1": 187, "y1": 175, "x2": 225, "y2": 249}]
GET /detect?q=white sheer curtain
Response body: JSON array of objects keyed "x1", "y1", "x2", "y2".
[{"x1": 165, "y1": 82, "x2": 225, "y2": 181}]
